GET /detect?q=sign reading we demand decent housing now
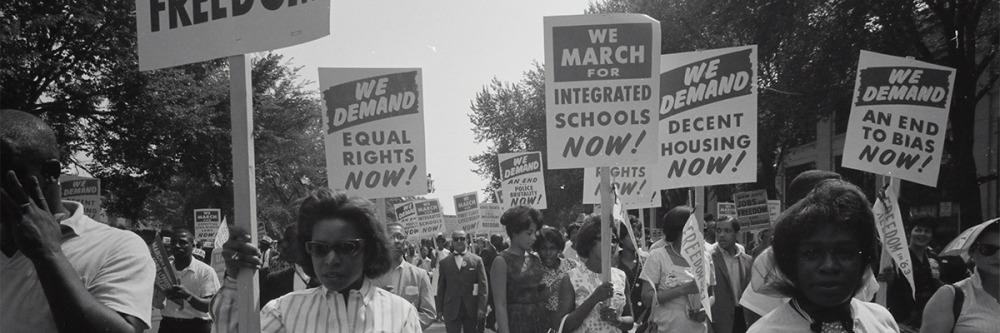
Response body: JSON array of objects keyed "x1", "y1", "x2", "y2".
[
  {"x1": 545, "y1": 14, "x2": 660, "y2": 169},
  {"x1": 658, "y1": 46, "x2": 758, "y2": 188},
  {"x1": 320, "y1": 68, "x2": 428, "y2": 198},
  {"x1": 842, "y1": 51, "x2": 955, "y2": 187},
  {"x1": 135, "y1": 0, "x2": 330, "y2": 71}
]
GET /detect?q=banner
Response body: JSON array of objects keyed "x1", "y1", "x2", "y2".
[
  {"x1": 873, "y1": 183, "x2": 915, "y2": 298},
  {"x1": 734, "y1": 190, "x2": 770, "y2": 231},
  {"x1": 658, "y1": 46, "x2": 758, "y2": 188},
  {"x1": 210, "y1": 217, "x2": 229, "y2": 280},
  {"x1": 150, "y1": 235, "x2": 179, "y2": 292},
  {"x1": 194, "y1": 208, "x2": 222, "y2": 244},
  {"x1": 680, "y1": 214, "x2": 712, "y2": 321},
  {"x1": 841, "y1": 50, "x2": 955, "y2": 187},
  {"x1": 544, "y1": 14, "x2": 661, "y2": 169},
  {"x1": 454, "y1": 192, "x2": 482, "y2": 233},
  {"x1": 498, "y1": 152, "x2": 547, "y2": 209},
  {"x1": 478, "y1": 203, "x2": 506, "y2": 234},
  {"x1": 583, "y1": 165, "x2": 660, "y2": 209},
  {"x1": 135, "y1": 0, "x2": 330, "y2": 71},
  {"x1": 321, "y1": 68, "x2": 428, "y2": 198},
  {"x1": 60, "y1": 175, "x2": 101, "y2": 221}
]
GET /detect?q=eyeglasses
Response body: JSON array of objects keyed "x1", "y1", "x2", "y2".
[
  {"x1": 390, "y1": 233, "x2": 407, "y2": 242},
  {"x1": 799, "y1": 248, "x2": 862, "y2": 262},
  {"x1": 453, "y1": 236, "x2": 467, "y2": 242},
  {"x1": 305, "y1": 240, "x2": 365, "y2": 257},
  {"x1": 972, "y1": 243, "x2": 1000, "y2": 256}
]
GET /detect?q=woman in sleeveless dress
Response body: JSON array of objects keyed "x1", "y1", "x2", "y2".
[{"x1": 491, "y1": 205, "x2": 549, "y2": 333}]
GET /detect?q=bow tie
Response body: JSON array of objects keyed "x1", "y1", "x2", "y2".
[{"x1": 455, "y1": 252, "x2": 466, "y2": 256}]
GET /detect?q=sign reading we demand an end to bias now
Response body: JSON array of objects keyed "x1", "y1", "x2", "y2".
[
  {"x1": 320, "y1": 68, "x2": 428, "y2": 198},
  {"x1": 544, "y1": 14, "x2": 660, "y2": 169},
  {"x1": 842, "y1": 51, "x2": 955, "y2": 187},
  {"x1": 498, "y1": 152, "x2": 547, "y2": 209},
  {"x1": 135, "y1": 0, "x2": 330, "y2": 71},
  {"x1": 658, "y1": 46, "x2": 758, "y2": 188}
]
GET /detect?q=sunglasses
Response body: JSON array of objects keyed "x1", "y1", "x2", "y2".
[
  {"x1": 305, "y1": 239, "x2": 365, "y2": 257},
  {"x1": 453, "y1": 236, "x2": 467, "y2": 242},
  {"x1": 972, "y1": 243, "x2": 1000, "y2": 256},
  {"x1": 390, "y1": 233, "x2": 407, "y2": 241}
]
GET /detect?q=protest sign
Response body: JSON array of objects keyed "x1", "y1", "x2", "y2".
[
  {"x1": 680, "y1": 214, "x2": 712, "y2": 321},
  {"x1": 60, "y1": 175, "x2": 101, "y2": 221},
  {"x1": 658, "y1": 46, "x2": 758, "y2": 188},
  {"x1": 841, "y1": 51, "x2": 955, "y2": 187},
  {"x1": 478, "y1": 203, "x2": 506, "y2": 234},
  {"x1": 394, "y1": 200, "x2": 418, "y2": 234},
  {"x1": 211, "y1": 218, "x2": 229, "y2": 280},
  {"x1": 873, "y1": 183, "x2": 915, "y2": 298},
  {"x1": 194, "y1": 208, "x2": 222, "y2": 244},
  {"x1": 443, "y1": 214, "x2": 459, "y2": 235},
  {"x1": 717, "y1": 202, "x2": 736, "y2": 219},
  {"x1": 583, "y1": 165, "x2": 660, "y2": 209},
  {"x1": 414, "y1": 199, "x2": 444, "y2": 239},
  {"x1": 135, "y1": 0, "x2": 330, "y2": 71},
  {"x1": 454, "y1": 192, "x2": 482, "y2": 233},
  {"x1": 150, "y1": 235, "x2": 178, "y2": 292},
  {"x1": 498, "y1": 152, "x2": 547, "y2": 209},
  {"x1": 321, "y1": 68, "x2": 427, "y2": 198},
  {"x1": 544, "y1": 14, "x2": 661, "y2": 169},
  {"x1": 734, "y1": 190, "x2": 770, "y2": 231},
  {"x1": 767, "y1": 200, "x2": 781, "y2": 224}
]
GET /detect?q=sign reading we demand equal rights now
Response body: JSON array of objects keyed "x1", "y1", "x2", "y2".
[
  {"x1": 544, "y1": 14, "x2": 660, "y2": 169},
  {"x1": 658, "y1": 46, "x2": 758, "y2": 188},
  {"x1": 842, "y1": 51, "x2": 955, "y2": 187},
  {"x1": 320, "y1": 68, "x2": 428, "y2": 198},
  {"x1": 135, "y1": 0, "x2": 330, "y2": 70},
  {"x1": 498, "y1": 152, "x2": 547, "y2": 209}
]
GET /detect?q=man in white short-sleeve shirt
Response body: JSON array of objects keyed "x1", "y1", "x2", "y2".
[{"x1": 159, "y1": 228, "x2": 220, "y2": 333}]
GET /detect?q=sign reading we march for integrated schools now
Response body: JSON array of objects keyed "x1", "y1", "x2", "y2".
[
  {"x1": 498, "y1": 152, "x2": 547, "y2": 209},
  {"x1": 842, "y1": 51, "x2": 955, "y2": 187},
  {"x1": 583, "y1": 166, "x2": 660, "y2": 209},
  {"x1": 545, "y1": 14, "x2": 660, "y2": 169},
  {"x1": 658, "y1": 46, "x2": 758, "y2": 188},
  {"x1": 135, "y1": 0, "x2": 330, "y2": 70},
  {"x1": 395, "y1": 199, "x2": 443, "y2": 240},
  {"x1": 321, "y1": 68, "x2": 428, "y2": 198}
]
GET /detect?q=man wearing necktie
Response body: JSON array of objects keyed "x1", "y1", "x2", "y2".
[{"x1": 437, "y1": 230, "x2": 489, "y2": 333}]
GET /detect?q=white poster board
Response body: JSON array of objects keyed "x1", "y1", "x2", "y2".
[
  {"x1": 498, "y1": 151, "x2": 547, "y2": 209},
  {"x1": 841, "y1": 50, "x2": 955, "y2": 187},
  {"x1": 194, "y1": 208, "x2": 222, "y2": 244},
  {"x1": 478, "y1": 203, "x2": 506, "y2": 235},
  {"x1": 734, "y1": 190, "x2": 770, "y2": 231},
  {"x1": 454, "y1": 192, "x2": 482, "y2": 233},
  {"x1": 544, "y1": 14, "x2": 661, "y2": 169},
  {"x1": 583, "y1": 166, "x2": 660, "y2": 209},
  {"x1": 60, "y1": 175, "x2": 101, "y2": 221},
  {"x1": 657, "y1": 46, "x2": 758, "y2": 188},
  {"x1": 320, "y1": 68, "x2": 428, "y2": 198}
]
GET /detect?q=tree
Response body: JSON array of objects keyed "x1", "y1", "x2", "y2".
[
  {"x1": 588, "y1": 0, "x2": 998, "y2": 228},
  {"x1": 470, "y1": 63, "x2": 586, "y2": 228}
]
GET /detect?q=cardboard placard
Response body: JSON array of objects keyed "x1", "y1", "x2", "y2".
[
  {"x1": 498, "y1": 151, "x2": 547, "y2": 209},
  {"x1": 583, "y1": 165, "x2": 660, "y2": 209},
  {"x1": 454, "y1": 192, "x2": 481, "y2": 233},
  {"x1": 194, "y1": 208, "x2": 222, "y2": 244},
  {"x1": 478, "y1": 203, "x2": 506, "y2": 235},
  {"x1": 60, "y1": 175, "x2": 101, "y2": 221},
  {"x1": 734, "y1": 190, "x2": 770, "y2": 231}
]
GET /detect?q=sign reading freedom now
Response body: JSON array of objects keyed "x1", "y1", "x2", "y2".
[
  {"x1": 544, "y1": 14, "x2": 661, "y2": 169},
  {"x1": 135, "y1": 0, "x2": 331, "y2": 70}
]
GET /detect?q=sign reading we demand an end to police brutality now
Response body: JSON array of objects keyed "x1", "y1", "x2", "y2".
[
  {"x1": 135, "y1": 0, "x2": 330, "y2": 70},
  {"x1": 498, "y1": 152, "x2": 547, "y2": 209},
  {"x1": 658, "y1": 46, "x2": 758, "y2": 188},
  {"x1": 842, "y1": 51, "x2": 955, "y2": 187},
  {"x1": 544, "y1": 14, "x2": 660, "y2": 169},
  {"x1": 320, "y1": 68, "x2": 428, "y2": 198}
]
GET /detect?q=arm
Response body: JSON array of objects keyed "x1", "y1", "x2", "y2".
[
  {"x1": 476, "y1": 257, "x2": 489, "y2": 318},
  {"x1": 211, "y1": 225, "x2": 264, "y2": 333},
  {"x1": 416, "y1": 268, "x2": 437, "y2": 330},
  {"x1": 919, "y1": 286, "x2": 957, "y2": 333},
  {"x1": 601, "y1": 283, "x2": 634, "y2": 331},
  {"x1": 556, "y1": 275, "x2": 613, "y2": 333},
  {"x1": 490, "y1": 256, "x2": 510, "y2": 333}
]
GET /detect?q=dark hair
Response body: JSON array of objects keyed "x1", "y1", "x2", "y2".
[
  {"x1": 771, "y1": 179, "x2": 877, "y2": 297},
  {"x1": 500, "y1": 205, "x2": 543, "y2": 237},
  {"x1": 704, "y1": 213, "x2": 715, "y2": 222},
  {"x1": 574, "y1": 213, "x2": 617, "y2": 259},
  {"x1": 786, "y1": 170, "x2": 842, "y2": 206},
  {"x1": 907, "y1": 213, "x2": 938, "y2": 231},
  {"x1": 534, "y1": 226, "x2": 567, "y2": 252},
  {"x1": 716, "y1": 215, "x2": 740, "y2": 233},
  {"x1": 489, "y1": 233, "x2": 504, "y2": 247},
  {"x1": 566, "y1": 222, "x2": 582, "y2": 236},
  {"x1": 660, "y1": 206, "x2": 693, "y2": 242},
  {"x1": 297, "y1": 188, "x2": 392, "y2": 280}
]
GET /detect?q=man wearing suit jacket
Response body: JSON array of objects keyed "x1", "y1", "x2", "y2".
[
  {"x1": 437, "y1": 230, "x2": 488, "y2": 333},
  {"x1": 709, "y1": 216, "x2": 753, "y2": 333},
  {"x1": 371, "y1": 223, "x2": 437, "y2": 330},
  {"x1": 259, "y1": 224, "x2": 319, "y2": 308}
]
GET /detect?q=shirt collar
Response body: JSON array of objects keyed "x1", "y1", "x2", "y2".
[
  {"x1": 322, "y1": 278, "x2": 376, "y2": 306},
  {"x1": 58, "y1": 201, "x2": 86, "y2": 239}
]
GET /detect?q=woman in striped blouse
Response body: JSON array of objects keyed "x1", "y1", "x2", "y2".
[{"x1": 213, "y1": 188, "x2": 422, "y2": 333}]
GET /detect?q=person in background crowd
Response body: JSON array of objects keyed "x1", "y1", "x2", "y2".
[
  {"x1": 640, "y1": 206, "x2": 710, "y2": 333},
  {"x1": 212, "y1": 188, "x2": 421, "y2": 332},
  {"x1": 616, "y1": 216, "x2": 648, "y2": 333},
  {"x1": 881, "y1": 213, "x2": 944, "y2": 330},
  {"x1": 259, "y1": 223, "x2": 319, "y2": 309},
  {"x1": 563, "y1": 217, "x2": 584, "y2": 261},
  {"x1": 160, "y1": 228, "x2": 220, "y2": 333},
  {"x1": 432, "y1": 232, "x2": 452, "y2": 301},
  {"x1": 372, "y1": 222, "x2": 437, "y2": 330},
  {"x1": 747, "y1": 179, "x2": 898, "y2": 333},
  {"x1": 556, "y1": 214, "x2": 634, "y2": 333},
  {"x1": 535, "y1": 226, "x2": 579, "y2": 328},
  {"x1": 491, "y1": 205, "x2": 548, "y2": 333},
  {"x1": 920, "y1": 220, "x2": 999, "y2": 333},
  {"x1": 418, "y1": 244, "x2": 434, "y2": 273},
  {"x1": 709, "y1": 216, "x2": 752, "y2": 333},
  {"x1": 1, "y1": 109, "x2": 156, "y2": 333},
  {"x1": 703, "y1": 214, "x2": 717, "y2": 245},
  {"x1": 480, "y1": 232, "x2": 503, "y2": 332},
  {"x1": 437, "y1": 229, "x2": 488, "y2": 333}
]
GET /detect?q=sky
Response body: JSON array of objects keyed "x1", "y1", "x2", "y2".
[{"x1": 274, "y1": 0, "x2": 594, "y2": 214}]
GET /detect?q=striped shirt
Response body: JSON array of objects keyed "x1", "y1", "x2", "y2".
[{"x1": 212, "y1": 277, "x2": 421, "y2": 333}]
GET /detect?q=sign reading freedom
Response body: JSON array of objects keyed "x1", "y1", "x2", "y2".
[{"x1": 135, "y1": 0, "x2": 331, "y2": 70}]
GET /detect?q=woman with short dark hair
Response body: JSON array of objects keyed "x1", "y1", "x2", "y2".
[
  {"x1": 491, "y1": 205, "x2": 548, "y2": 333},
  {"x1": 535, "y1": 226, "x2": 579, "y2": 329}
]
